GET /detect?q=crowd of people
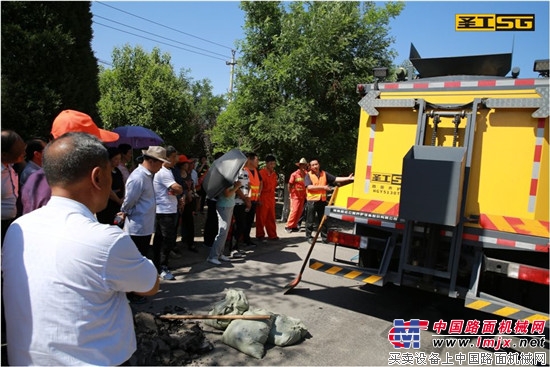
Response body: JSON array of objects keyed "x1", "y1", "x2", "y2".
[{"x1": 1, "y1": 108, "x2": 353, "y2": 365}]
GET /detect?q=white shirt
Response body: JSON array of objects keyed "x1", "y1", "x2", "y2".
[
  {"x1": 2, "y1": 196, "x2": 158, "y2": 366},
  {"x1": 153, "y1": 166, "x2": 178, "y2": 214},
  {"x1": 1, "y1": 163, "x2": 18, "y2": 219},
  {"x1": 191, "y1": 168, "x2": 198, "y2": 186},
  {"x1": 121, "y1": 164, "x2": 156, "y2": 235},
  {"x1": 117, "y1": 163, "x2": 131, "y2": 184},
  {"x1": 234, "y1": 168, "x2": 251, "y2": 205}
]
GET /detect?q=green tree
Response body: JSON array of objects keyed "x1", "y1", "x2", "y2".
[
  {"x1": 1, "y1": 1, "x2": 100, "y2": 139},
  {"x1": 211, "y1": 1, "x2": 403, "y2": 176},
  {"x1": 98, "y1": 45, "x2": 195, "y2": 151},
  {"x1": 188, "y1": 79, "x2": 227, "y2": 157}
]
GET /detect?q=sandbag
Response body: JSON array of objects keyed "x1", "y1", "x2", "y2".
[
  {"x1": 204, "y1": 288, "x2": 249, "y2": 330},
  {"x1": 222, "y1": 308, "x2": 274, "y2": 359},
  {"x1": 267, "y1": 313, "x2": 308, "y2": 346}
]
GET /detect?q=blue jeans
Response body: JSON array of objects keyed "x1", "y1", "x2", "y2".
[{"x1": 209, "y1": 205, "x2": 235, "y2": 259}]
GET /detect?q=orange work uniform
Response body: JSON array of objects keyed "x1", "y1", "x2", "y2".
[
  {"x1": 256, "y1": 168, "x2": 278, "y2": 239},
  {"x1": 285, "y1": 168, "x2": 307, "y2": 230}
]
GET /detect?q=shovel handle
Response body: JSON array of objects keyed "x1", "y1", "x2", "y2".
[
  {"x1": 159, "y1": 314, "x2": 271, "y2": 320},
  {"x1": 299, "y1": 186, "x2": 339, "y2": 274}
]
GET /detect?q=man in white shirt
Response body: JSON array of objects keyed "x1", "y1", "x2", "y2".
[
  {"x1": 152, "y1": 146, "x2": 183, "y2": 280},
  {"x1": 2, "y1": 132, "x2": 159, "y2": 365},
  {"x1": 120, "y1": 146, "x2": 168, "y2": 257}
]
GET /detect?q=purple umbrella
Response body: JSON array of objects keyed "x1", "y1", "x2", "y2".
[{"x1": 108, "y1": 126, "x2": 164, "y2": 148}]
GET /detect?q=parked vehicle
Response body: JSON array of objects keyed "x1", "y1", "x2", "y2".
[{"x1": 314, "y1": 45, "x2": 549, "y2": 322}]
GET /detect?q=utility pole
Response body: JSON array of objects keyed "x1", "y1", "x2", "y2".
[{"x1": 225, "y1": 49, "x2": 236, "y2": 100}]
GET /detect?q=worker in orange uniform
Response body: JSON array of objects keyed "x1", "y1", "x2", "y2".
[
  {"x1": 256, "y1": 155, "x2": 279, "y2": 241},
  {"x1": 285, "y1": 158, "x2": 308, "y2": 233},
  {"x1": 305, "y1": 159, "x2": 354, "y2": 244}
]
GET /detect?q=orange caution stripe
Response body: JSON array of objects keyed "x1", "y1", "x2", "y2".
[{"x1": 480, "y1": 214, "x2": 549, "y2": 238}]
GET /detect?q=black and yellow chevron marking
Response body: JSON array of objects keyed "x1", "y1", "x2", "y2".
[
  {"x1": 465, "y1": 297, "x2": 549, "y2": 323},
  {"x1": 309, "y1": 259, "x2": 384, "y2": 285}
]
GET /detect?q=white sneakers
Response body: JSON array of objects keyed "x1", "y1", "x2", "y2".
[
  {"x1": 231, "y1": 251, "x2": 245, "y2": 259},
  {"x1": 160, "y1": 266, "x2": 176, "y2": 280},
  {"x1": 207, "y1": 255, "x2": 233, "y2": 265},
  {"x1": 219, "y1": 255, "x2": 231, "y2": 262},
  {"x1": 207, "y1": 257, "x2": 222, "y2": 265}
]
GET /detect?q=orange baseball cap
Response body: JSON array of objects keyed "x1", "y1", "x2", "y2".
[
  {"x1": 177, "y1": 154, "x2": 193, "y2": 164},
  {"x1": 51, "y1": 110, "x2": 119, "y2": 142}
]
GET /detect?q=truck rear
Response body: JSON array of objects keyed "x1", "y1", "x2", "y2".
[{"x1": 315, "y1": 48, "x2": 549, "y2": 322}]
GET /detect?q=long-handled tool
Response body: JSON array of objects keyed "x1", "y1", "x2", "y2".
[
  {"x1": 283, "y1": 186, "x2": 339, "y2": 294},
  {"x1": 159, "y1": 314, "x2": 271, "y2": 320}
]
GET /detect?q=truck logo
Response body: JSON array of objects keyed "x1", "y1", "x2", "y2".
[
  {"x1": 372, "y1": 173, "x2": 401, "y2": 185},
  {"x1": 456, "y1": 14, "x2": 535, "y2": 31}
]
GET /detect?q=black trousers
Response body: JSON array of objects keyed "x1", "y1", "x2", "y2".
[
  {"x1": 152, "y1": 213, "x2": 178, "y2": 271},
  {"x1": 305, "y1": 200, "x2": 328, "y2": 240},
  {"x1": 130, "y1": 234, "x2": 152, "y2": 259},
  {"x1": 180, "y1": 202, "x2": 195, "y2": 249},
  {"x1": 233, "y1": 201, "x2": 257, "y2": 245}
]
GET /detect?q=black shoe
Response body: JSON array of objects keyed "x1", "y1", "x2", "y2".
[
  {"x1": 245, "y1": 241, "x2": 257, "y2": 248},
  {"x1": 307, "y1": 238, "x2": 314, "y2": 244},
  {"x1": 284, "y1": 227, "x2": 292, "y2": 234},
  {"x1": 127, "y1": 293, "x2": 147, "y2": 304}
]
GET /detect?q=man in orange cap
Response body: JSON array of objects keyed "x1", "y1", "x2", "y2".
[{"x1": 19, "y1": 110, "x2": 119, "y2": 215}]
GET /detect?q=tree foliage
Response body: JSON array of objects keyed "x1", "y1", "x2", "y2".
[
  {"x1": 98, "y1": 45, "x2": 225, "y2": 154},
  {"x1": 211, "y1": 1, "x2": 404, "y2": 176},
  {"x1": 1, "y1": 1, "x2": 100, "y2": 139}
]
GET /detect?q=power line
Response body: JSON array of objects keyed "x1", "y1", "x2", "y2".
[
  {"x1": 94, "y1": 21, "x2": 228, "y2": 62},
  {"x1": 96, "y1": 1, "x2": 234, "y2": 52},
  {"x1": 94, "y1": 14, "x2": 229, "y2": 59},
  {"x1": 97, "y1": 59, "x2": 113, "y2": 67}
]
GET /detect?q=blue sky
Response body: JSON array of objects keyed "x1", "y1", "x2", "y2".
[{"x1": 91, "y1": 1, "x2": 549, "y2": 96}]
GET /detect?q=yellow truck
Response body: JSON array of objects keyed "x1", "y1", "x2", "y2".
[{"x1": 314, "y1": 46, "x2": 549, "y2": 322}]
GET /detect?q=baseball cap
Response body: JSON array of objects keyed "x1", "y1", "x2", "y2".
[
  {"x1": 51, "y1": 110, "x2": 119, "y2": 142},
  {"x1": 177, "y1": 154, "x2": 193, "y2": 164}
]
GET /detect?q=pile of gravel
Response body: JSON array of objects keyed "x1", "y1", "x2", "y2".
[{"x1": 128, "y1": 307, "x2": 213, "y2": 366}]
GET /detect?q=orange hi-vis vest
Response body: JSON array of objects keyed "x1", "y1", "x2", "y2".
[
  {"x1": 306, "y1": 171, "x2": 327, "y2": 202},
  {"x1": 245, "y1": 167, "x2": 261, "y2": 201}
]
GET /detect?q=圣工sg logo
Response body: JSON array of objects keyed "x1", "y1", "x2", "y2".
[
  {"x1": 388, "y1": 319, "x2": 430, "y2": 349},
  {"x1": 456, "y1": 14, "x2": 535, "y2": 31}
]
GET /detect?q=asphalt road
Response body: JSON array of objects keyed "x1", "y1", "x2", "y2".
[{"x1": 132, "y1": 218, "x2": 549, "y2": 366}]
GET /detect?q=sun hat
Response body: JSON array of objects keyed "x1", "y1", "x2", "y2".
[
  {"x1": 295, "y1": 157, "x2": 308, "y2": 166},
  {"x1": 177, "y1": 154, "x2": 193, "y2": 164},
  {"x1": 51, "y1": 110, "x2": 119, "y2": 142},
  {"x1": 141, "y1": 146, "x2": 170, "y2": 163}
]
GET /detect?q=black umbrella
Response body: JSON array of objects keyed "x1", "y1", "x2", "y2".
[{"x1": 202, "y1": 149, "x2": 247, "y2": 199}]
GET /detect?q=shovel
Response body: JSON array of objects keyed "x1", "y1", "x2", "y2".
[{"x1": 283, "y1": 186, "x2": 339, "y2": 294}]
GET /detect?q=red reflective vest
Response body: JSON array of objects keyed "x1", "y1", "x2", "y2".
[{"x1": 306, "y1": 171, "x2": 327, "y2": 202}]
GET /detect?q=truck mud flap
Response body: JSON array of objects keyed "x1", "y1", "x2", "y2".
[
  {"x1": 465, "y1": 295, "x2": 549, "y2": 323},
  {"x1": 309, "y1": 258, "x2": 386, "y2": 286}
]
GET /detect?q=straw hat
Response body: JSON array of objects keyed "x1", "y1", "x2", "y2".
[{"x1": 295, "y1": 157, "x2": 308, "y2": 166}]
